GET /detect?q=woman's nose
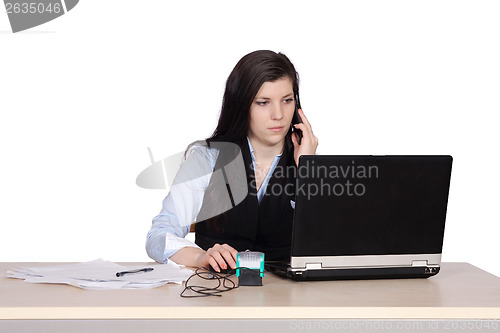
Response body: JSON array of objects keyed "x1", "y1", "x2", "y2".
[{"x1": 271, "y1": 104, "x2": 284, "y2": 120}]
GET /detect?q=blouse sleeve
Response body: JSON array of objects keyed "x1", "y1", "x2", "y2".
[{"x1": 145, "y1": 142, "x2": 218, "y2": 263}]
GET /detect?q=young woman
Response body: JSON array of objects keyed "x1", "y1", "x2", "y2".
[{"x1": 146, "y1": 50, "x2": 318, "y2": 272}]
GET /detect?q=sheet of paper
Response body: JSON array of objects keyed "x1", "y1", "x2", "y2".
[{"x1": 4, "y1": 259, "x2": 193, "y2": 290}]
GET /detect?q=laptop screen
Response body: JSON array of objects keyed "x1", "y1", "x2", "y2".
[{"x1": 291, "y1": 155, "x2": 452, "y2": 257}]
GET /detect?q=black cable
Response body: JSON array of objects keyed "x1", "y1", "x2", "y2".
[
  {"x1": 263, "y1": 260, "x2": 290, "y2": 271},
  {"x1": 180, "y1": 266, "x2": 262, "y2": 298}
]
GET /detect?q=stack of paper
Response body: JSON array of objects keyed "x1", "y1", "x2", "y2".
[{"x1": 5, "y1": 259, "x2": 193, "y2": 290}]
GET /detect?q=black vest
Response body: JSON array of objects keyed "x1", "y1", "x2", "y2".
[{"x1": 195, "y1": 136, "x2": 297, "y2": 261}]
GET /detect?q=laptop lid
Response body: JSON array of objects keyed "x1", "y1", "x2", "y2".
[{"x1": 290, "y1": 155, "x2": 453, "y2": 273}]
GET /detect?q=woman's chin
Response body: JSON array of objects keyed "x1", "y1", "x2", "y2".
[
  {"x1": 249, "y1": 132, "x2": 286, "y2": 147},
  {"x1": 264, "y1": 134, "x2": 286, "y2": 146}
]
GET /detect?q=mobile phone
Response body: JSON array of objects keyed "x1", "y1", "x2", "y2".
[{"x1": 291, "y1": 95, "x2": 303, "y2": 145}]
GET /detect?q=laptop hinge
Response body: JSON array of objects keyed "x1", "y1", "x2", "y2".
[
  {"x1": 305, "y1": 263, "x2": 322, "y2": 270},
  {"x1": 411, "y1": 260, "x2": 428, "y2": 267}
]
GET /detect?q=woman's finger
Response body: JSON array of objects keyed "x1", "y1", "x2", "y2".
[
  {"x1": 207, "y1": 247, "x2": 227, "y2": 271},
  {"x1": 220, "y1": 250, "x2": 236, "y2": 269},
  {"x1": 293, "y1": 122, "x2": 319, "y2": 156},
  {"x1": 293, "y1": 123, "x2": 312, "y2": 140},
  {"x1": 221, "y1": 244, "x2": 238, "y2": 269},
  {"x1": 298, "y1": 109, "x2": 312, "y2": 131},
  {"x1": 291, "y1": 131, "x2": 299, "y2": 147},
  {"x1": 207, "y1": 256, "x2": 220, "y2": 272}
]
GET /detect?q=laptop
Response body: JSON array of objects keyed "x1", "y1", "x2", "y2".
[{"x1": 266, "y1": 155, "x2": 453, "y2": 281}]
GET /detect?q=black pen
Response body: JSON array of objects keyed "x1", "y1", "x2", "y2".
[{"x1": 116, "y1": 268, "x2": 154, "y2": 277}]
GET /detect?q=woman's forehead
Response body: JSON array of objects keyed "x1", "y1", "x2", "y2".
[{"x1": 254, "y1": 77, "x2": 293, "y2": 99}]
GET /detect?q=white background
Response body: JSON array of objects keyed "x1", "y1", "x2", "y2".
[{"x1": 1, "y1": 1, "x2": 499, "y2": 276}]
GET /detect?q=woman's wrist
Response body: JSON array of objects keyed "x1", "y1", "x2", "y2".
[
  {"x1": 192, "y1": 248, "x2": 207, "y2": 267},
  {"x1": 169, "y1": 246, "x2": 206, "y2": 268}
]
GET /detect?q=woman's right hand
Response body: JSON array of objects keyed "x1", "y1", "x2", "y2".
[{"x1": 196, "y1": 243, "x2": 238, "y2": 272}]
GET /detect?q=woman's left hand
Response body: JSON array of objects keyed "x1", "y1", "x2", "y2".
[{"x1": 291, "y1": 108, "x2": 319, "y2": 167}]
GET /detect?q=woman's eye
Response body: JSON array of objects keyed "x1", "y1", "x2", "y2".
[
  {"x1": 284, "y1": 98, "x2": 294, "y2": 104},
  {"x1": 256, "y1": 101, "x2": 268, "y2": 106}
]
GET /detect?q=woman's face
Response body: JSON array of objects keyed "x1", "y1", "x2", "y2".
[{"x1": 248, "y1": 77, "x2": 295, "y2": 149}]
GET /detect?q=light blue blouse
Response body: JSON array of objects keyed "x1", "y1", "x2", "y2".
[{"x1": 145, "y1": 137, "x2": 283, "y2": 263}]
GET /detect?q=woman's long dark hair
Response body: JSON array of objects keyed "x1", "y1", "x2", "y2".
[
  {"x1": 187, "y1": 50, "x2": 301, "y2": 230},
  {"x1": 207, "y1": 50, "x2": 301, "y2": 151}
]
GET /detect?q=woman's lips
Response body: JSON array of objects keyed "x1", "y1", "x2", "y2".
[{"x1": 269, "y1": 126, "x2": 284, "y2": 132}]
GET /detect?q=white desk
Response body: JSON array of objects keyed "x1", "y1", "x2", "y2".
[{"x1": 1, "y1": 262, "x2": 499, "y2": 332}]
